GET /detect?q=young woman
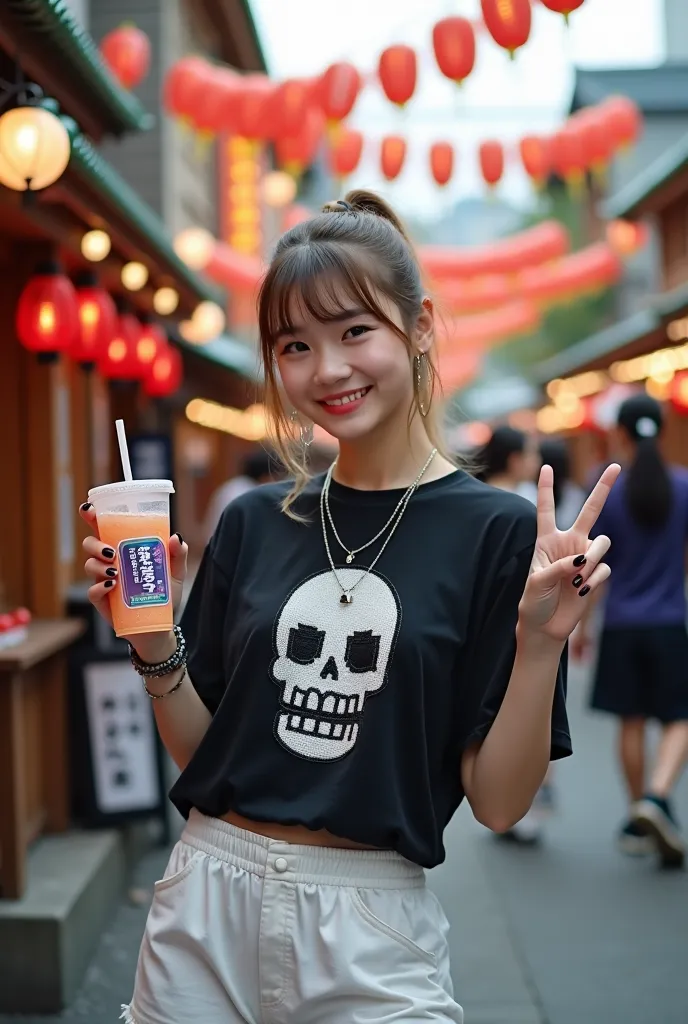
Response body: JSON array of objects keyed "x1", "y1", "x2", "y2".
[
  {"x1": 574, "y1": 393, "x2": 688, "y2": 868},
  {"x1": 475, "y1": 424, "x2": 541, "y2": 504},
  {"x1": 81, "y1": 192, "x2": 618, "y2": 1023}
]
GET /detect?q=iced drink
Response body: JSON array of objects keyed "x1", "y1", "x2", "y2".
[{"x1": 88, "y1": 480, "x2": 175, "y2": 638}]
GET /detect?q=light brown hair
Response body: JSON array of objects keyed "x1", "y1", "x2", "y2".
[{"x1": 257, "y1": 189, "x2": 450, "y2": 518}]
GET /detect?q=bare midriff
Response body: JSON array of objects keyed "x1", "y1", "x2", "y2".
[{"x1": 219, "y1": 808, "x2": 382, "y2": 850}]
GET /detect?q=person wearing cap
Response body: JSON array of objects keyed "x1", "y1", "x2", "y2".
[{"x1": 573, "y1": 394, "x2": 688, "y2": 868}]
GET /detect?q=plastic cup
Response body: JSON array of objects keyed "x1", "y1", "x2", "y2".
[{"x1": 87, "y1": 479, "x2": 175, "y2": 638}]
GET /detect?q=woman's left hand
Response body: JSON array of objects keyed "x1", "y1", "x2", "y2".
[{"x1": 518, "y1": 463, "x2": 621, "y2": 643}]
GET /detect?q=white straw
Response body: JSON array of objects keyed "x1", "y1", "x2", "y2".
[{"x1": 115, "y1": 419, "x2": 133, "y2": 482}]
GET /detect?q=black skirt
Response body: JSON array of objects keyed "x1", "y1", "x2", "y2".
[{"x1": 590, "y1": 625, "x2": 688, "y2": 722}]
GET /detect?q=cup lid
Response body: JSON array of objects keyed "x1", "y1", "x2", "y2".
[{"x1": 88, "y1": 479, "x2": 175, "y2": 500}]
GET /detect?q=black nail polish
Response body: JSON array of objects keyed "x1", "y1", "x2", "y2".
[
  {"x1": 579, "y1": 585, "x2": 591, "y2": 597},
  {"x1": 573, "y1": 554, "x2": 587, "y2": 567},
  {"x1": 102, "y1": 547, "x2": 115, "y2": 559},
  {"x1": 80, "y1": 502, "x2": 92, "y2": 512},
  {"x1": 104, "y1": 579, "x2": 115, "y2": 589},
  {"x1": 174, "y1": 533, "x2": 184, "y2": 545},
  {"x1": 105, "y1": 567, "x2": 118, "y2": 578},
  {"x1": 572, "y1": 575, "x2": 583, "y2": 588}
]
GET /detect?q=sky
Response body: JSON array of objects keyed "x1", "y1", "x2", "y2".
[{"x1": 249, "y1": 0, "x2": 666, "y2": 218}]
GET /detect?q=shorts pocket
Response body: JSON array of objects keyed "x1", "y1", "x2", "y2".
[
  {"x1": 350, "y1": 888, "x2": 437, "y2": 966},
  {"x1": 153, "y1": 844, "x2": 204, "y2": 894}
]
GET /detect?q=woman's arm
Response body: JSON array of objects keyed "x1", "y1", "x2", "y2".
[{"x1": 461, "y1": 628, "x2": 563, "y2": 832}]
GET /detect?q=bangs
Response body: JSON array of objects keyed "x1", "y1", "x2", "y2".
[{"x1": 259, "y1": 238, "x2": 402, "y2": 348}]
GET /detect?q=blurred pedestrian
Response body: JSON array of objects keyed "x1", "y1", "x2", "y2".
[
  {"x1": 539, "y1": 438, "x2": 586, "y2": 531},
  {"x1": 573, "y1": 394, "x2": 688, "y2": 868},
  {"x1": 204, "y1": 448, "x2": 277, "y2": 541}
]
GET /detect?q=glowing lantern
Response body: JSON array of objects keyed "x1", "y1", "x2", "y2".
[
  {"x1": 599, "y1": 95, "x2": 642, "y2": 152},
  {"x1": 0, "y1": 105, "x2": 71, "y2": 192},
  {"x1": 479, "y1": 140, "x2": 504, "y2": 188},
  {"x1": 145, "y1": 345, "x2": 183, "y2": 400},
  {"x1": 180, "y1": 301, "x2": 226, "y2": 344},
  {"x1": 328, "y1": 127, "x2": 364, "y2": 179},
  {"x1": 380, "y1": 136, "x2": 407, "y2": 181},
  {"x1": 275, "y1": 106, "x2": 325, "y2": 177},
  {"x1": 71, "y1": 272, "x2": 117, "y2": 367},
  {"x1": 98, "y1": 309, "x2": 142, "y2": 381},
  {"x1": 538, "y1": 0, "x2": 585, "y2": 24},
  {"x1": 174, "y1": 227, "x2": 215, "y2": 271},
  {"x1": 430, "y1": 142, "x2": 454, "y2": 187},
  {"x1": 550, "y1": 122, "x2": 587, "y2": 189},
  {"x1": 606, "y1": 219, "x2": 650, "y2": 257},
  {"x1": 378, "y1": 45, "x2": 417, "y2": 107},
  {"x1": 480, "y1": 0, "x2": 532, "y2": 58},
  {"x1": 190, "y1": 66, "x2": 242, "y2": 137},
  {"x1": 519, "y1": 135, "x2": 551, "y2": 188},
  {"x1": 315, "y1": 62, "x2": 362, "y2": 126},
  {"x1": 153, "y1": 287, "x2": 179, "y2": 315},
  {"x1": 263, "y1": 170, "x2": 297, "y2": 208},
  {"x1": 99, "y1": 24, "x2": 151, "y2": 90},
  {"x1": 81, "y1": 229, "x2": 111, "y2": 262},
  {"x1": 136, "y1": 318, "x2": 167, "y2": 368},
  {"x1": 670, "y1": 371, "x2": 688, "y2": 417},
  {"x1": 432, "y1": 17, "x2": 476, "y2": 86},
  {"x1": 16, "y1": 262, "x2": 79, "y2": 359},
  {"x1": 234, "y1": 74, "x2": 279, "y2": 142},
  {"x1": 163, "y1": 57, "x2": 211, "y2": 120},
  {"x1": 270, "y1": 78, "x2": 314, "y2": 140},
  {"x1": 571, "y1": 108, "x2": 612, "y2": 177},
  {"x1": 420, "y1": 220, "x2": 569, "y2": 279}
]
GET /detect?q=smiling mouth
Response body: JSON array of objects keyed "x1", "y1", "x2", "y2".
[{"x1": 319, "y1": 386, "x2": 372, "y2": 408}]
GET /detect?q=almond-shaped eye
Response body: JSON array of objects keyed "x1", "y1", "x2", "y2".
[
  {"x1": 281, "y1": 340, "x2": 310, "y2": 355},
  {"x1": 343, "y1": 324, "x2": 371, "y2": 340}
]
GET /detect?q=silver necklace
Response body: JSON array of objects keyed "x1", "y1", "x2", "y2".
[{"x1": 320, "y1": 449, "x2": 438, "y2": 604}]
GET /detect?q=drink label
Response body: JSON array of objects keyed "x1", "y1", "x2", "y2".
[{"x1": 118, "y1": 537, "x2": 170, "y2": 608}]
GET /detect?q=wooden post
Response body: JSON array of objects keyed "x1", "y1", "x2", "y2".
[{"x1": 0, "y1": 672, "x2": 27, "y2": 898}]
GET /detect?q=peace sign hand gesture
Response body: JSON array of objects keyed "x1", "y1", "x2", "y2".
[{"x1": 518, "y1": 463, "x2": 621, "y2": 643}]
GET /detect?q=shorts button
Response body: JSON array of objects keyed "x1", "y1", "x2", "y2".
[{"x1": 274, "y1": 857, "x2": 288, "y2": 873}]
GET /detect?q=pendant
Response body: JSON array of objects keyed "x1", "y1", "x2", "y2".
[
  {"x1": 346, "y1": 553, "x2": 354, "y2": 564},
  {"x1": 340, "y1": 593, "x2": 353, "y2": 604}
]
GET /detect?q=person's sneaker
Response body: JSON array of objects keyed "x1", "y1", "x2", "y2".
[
  {"x1": 497, "y1": 808, "x2": 542, "y2": 845},
  {"x1": 617, "y1": 819, "x2": 654, "y2": 857},
  {"x1": 632, "y1": 795, "x2": 685, "y2": 868}
]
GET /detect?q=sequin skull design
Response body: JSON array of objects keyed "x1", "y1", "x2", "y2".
[{"x1": 270, "y1": 569, "x2": 401, "y2": 761}]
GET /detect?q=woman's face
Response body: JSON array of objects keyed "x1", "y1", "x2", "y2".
[
  {"x1": 274, "y1": 282, "x2": 432, "y2": 443},
  {"x1": 511, "y1": 436, "x2": 541, "y2": 483}
]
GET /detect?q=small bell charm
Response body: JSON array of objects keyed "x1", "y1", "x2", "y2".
[{"x1": 340, "y1": 592, "x2": 353, "y2": 604}]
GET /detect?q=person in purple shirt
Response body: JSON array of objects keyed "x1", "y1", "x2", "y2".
[{"x1": 573, "y1": 394, "x2": 688, "y2": 868}]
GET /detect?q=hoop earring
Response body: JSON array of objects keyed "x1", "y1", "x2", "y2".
[
  {"x1": 290, "y1": 408, "x2": 314, "y2": 447},
  {"x1": 415, "y1": 353, "x2": 428, "y2": 417}
]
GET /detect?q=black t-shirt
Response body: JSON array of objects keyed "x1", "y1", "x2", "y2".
[{"x1": 170, "y1": 469, "x2": 571, "y2": 867}]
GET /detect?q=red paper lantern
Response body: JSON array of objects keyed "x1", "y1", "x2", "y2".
[
  {"x1": 479, "y1": 140, "x2": 504, "y2": 188},
  {"x1": 380, "y1": 136, "x2": 407, "y2": 181},
  {"x1": 519, "y1": 242, "x2": 622, "y2": 304},
  {"x1": 234, "y1": 74, "x2": 279, "y2": 141},
  {"x1": 136, "y1": 318, "x2": 168, "y2": 370},
  {"x1": 550, "y1": 122, "x2": 587, "y2": 187},
  {"x1": 430, "y1": 142, "x2": 454, "y2": 187},
  {"x1": 420, "y1": 220, "x2": 569, "y2": 279},
  {"x1": 670, "y1": 372, "x2": 688, "y2": 417},
  {"x1": 144, "y1": 345, "x2": 183, "y2": 399},
  {"x1": 538, "y1": 0, "x2": 585, "y2": 23},
  {"x1": 378, "y1": 45, "x2": 417, "y2": 107},
  {"x1": 205, "y1": 243, "x2": 263, "y2": 292},
  {"x1": 599, "y1": 95, "x2": 642, "y2": 151},
  {"x1": 519, "y1": 135, "x2": 552, "y2": 188},
  {"x1": 571, "y1": 108, "x2": 612, "y2": 176},
  {"x1": 439, "y1": 275, "x2": 513, "y2": 314},
  {"x1": 100, "y1": 24, "x2": 151, "y2": 90},
  {"x1": 328, "y1": 127, "x2": 364, "y2": 178},
  {"x1": 432, "y1": 17, "x2": 476, "y2": 86},
  {"x1": 275, "y1": 106, "x2": 325, "y2": 176},
  {"x1": 163, "y1": 57, "x2": 211, "y2": 120},
  {"x1": 606, "y1": 219, "x2": 650, "y2": 257},
  {"x1": 16, "y1": 261, "x2": 79, "y2": 359},
  {"x1": 480, "y1": 0, "x2": 532, "y2": 57},
  {"x1": 98, "y1": 309, "x2": 143, "y2": 381},
  {"x1": 71, "y1": 272, "x2": 117, "y2": 367},
  {"x1": 270, "y1": 79, "x2": 316, "y2": 141},
  {"x1": 316, "y1": 62, "x2": 362, "y2": 125},
  {"x1": 191, "y1": 65, "x2": 242, "y2": 136}
]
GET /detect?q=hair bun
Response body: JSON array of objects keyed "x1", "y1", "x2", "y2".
[{"x1": 343, "y1": 189, "x2": 412, "y2": 244}]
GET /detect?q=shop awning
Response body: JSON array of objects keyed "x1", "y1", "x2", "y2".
[
  {"x1": 534, "y1": 309, "x2": 661, "y2": 383},
  {"x1": 175, "y1": 332, "x2": 261, "y2": 383},
  {"x1": 0, "y1": 0, "x2": 151, "y2": 138},
  {"x1": 603, "y1": 130, "x2": 688, "y2": 220}
]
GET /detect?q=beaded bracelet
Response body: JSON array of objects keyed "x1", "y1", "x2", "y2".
[
  {"x1": 128, "y1": 624, "x2": 187, "y2": 678},
  {"x1": 144, "y1": 666, "x2": 186, "y2": 701}
]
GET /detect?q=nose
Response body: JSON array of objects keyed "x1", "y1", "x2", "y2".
[{"x1": 314, "y1": 348, "x2": 351, "y2": 388}]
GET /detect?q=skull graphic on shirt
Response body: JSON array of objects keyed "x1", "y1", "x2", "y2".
[{"x1": 270, "y1": 568, "x2": 401, "y2": 760}]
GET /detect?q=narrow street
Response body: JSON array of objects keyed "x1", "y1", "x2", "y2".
[{"x1": 3, "y1": 659, "x2": 686, "y2": 1024}]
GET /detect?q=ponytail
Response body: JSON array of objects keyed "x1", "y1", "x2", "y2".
[{"x1": 617, "y1": 394, "x2": 672, "y2": 530}]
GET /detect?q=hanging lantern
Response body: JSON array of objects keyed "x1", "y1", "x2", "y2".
[
  {"x1": 519, "y1": 242, "x2": 622, "y2": 305},
  {"x1": 180, "y1": 301, "x2": 226, "y2": 344},
  {"x1": 420, "y1": 220, "x2": 569, "y2": 279},
  {"x1": 234, "y1": 74, "x2": 279, "y2": 142},
  {"x1": 71, "y1": 272, "x2": 117, "y2": 368},
  {"x1": 269, "y1": 78, "x2": 314, "y2": 141},
  {"x1": 275, "y1": 106, "x2": 325, "y2": 177},
  {"x1": 81, "y1": 229, "x2": 111, "y2": 262},
  {"x1": 432, "y1": 17, "x2": 476, "y2": 87},
  {"x1": 519, "y1": 135, "x2": 552, "y2": 189},
  {"x1": 571, "y1": 108, "x2": 612, "y2": 178},
  {"x1": 163, "y1": 57, "x2": 212, "y2": 121},
  {"x1": 189, "y1": 65, "x2": 242, "y2": 137},
  {"x1": 145, "y1": 345, "x2": 183, "y2": 400},
  {"x1": 430, "y1": 142, "x2": 454, "y2": 187},
  {"x1": 538, "y1": 0, "x2": 586, "y2": 24},
  {"x1": 378, "y1": 45, "x2": 417, "y2": 107},
  {"x1": 606, "y1": 219, "x2": 650, "y2": 258},
  {"x1": 550, "y1": 121, "x2": 587, "y2": 190},
  {"x1": 478, "y1": 140, "x2": 504, "y2": 188},
  {"x1": 380, "y1": 136, "x2": 407, "y2": 181},
  {"x1": 263, "y1": 170, "x2": 297, "y2": 208},
  {"x1": 153, "y1": 286, "x2": 179, "y2": 316},
  {"x1": 480, "y1": 0, "x2": 532, "y2": 58},
  {"x1": 315, "y1": 62, "x2": 362, "y2": 126},
  {"x1": 16, "y1": 261, "x2": 79, "y2": 360},
  {"x1": 99, "y1": 24, "x2": 151, "y2": 90},
  {"x1": 599, "y1": 95, "x2": 643, "y2": 153},
  {"x1": 0, "y1": 105, "x2": 71, "y2": 192},
  {"x1": 670, "y1": 371, "x2": 688, "y2": 417},
  {"x1": 98, "y1": 308, "x2": 143, "y2": 381},
  {"x1": 328, "y1": 127, "x2": 364, "y2": 179},
  {"x1": 136, "y1": 317, "x2": 168, "y2": 369}
]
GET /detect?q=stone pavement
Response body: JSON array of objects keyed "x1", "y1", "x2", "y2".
[{"x1": 2, "y1": 661, "x2": 687, "y2": 1023}]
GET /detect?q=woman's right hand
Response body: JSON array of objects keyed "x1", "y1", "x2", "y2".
[{"x1": 79, "y1": 502, "x2": 188, "y2": 662}]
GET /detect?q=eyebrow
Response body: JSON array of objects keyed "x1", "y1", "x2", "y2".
[{"x1": 275, "y1": 307, "x2": 372, "y2": 340}]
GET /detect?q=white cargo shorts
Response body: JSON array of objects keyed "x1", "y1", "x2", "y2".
[{"x1": 120, "y1": 809, "x2": 463, "y2": 1023}]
